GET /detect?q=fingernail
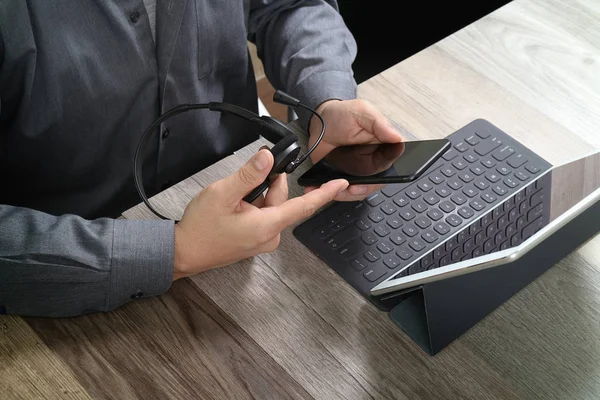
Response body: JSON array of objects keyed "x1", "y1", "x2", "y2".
[
  {"x1": 351, "y1": 185, "x2": 368, "y2": 195},
  {"x1": 253, "y1": 150, "x2": 269, "y2": 171}
]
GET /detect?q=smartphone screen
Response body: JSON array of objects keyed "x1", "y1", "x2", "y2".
[{"x1": 297, "y1": 139, "x2": 451, "y2": 186}]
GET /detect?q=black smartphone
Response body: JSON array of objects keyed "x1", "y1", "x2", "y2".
[{"x1": 297, "y1": 138, "x2": 451, "y2": 186}]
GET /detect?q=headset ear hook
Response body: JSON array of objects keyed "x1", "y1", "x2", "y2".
[{"x1": 134, "y1": 90, "x2": 326, "y2": 219}]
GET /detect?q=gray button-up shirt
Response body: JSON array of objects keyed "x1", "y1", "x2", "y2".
[{"x1": 0, "y1": 0, "x2": 357, "y2": 317}]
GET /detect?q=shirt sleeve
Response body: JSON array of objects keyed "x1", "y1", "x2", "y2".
[
  {"x1": 248, "y1": 0, "x2": 358, "y2": 127},
  {"x1": 0, "y1": 204, "x2": 174, "y2": 317}
]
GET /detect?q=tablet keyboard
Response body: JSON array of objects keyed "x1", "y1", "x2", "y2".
[{"x1": 293, "y1": 119, "x2": 553, "y2": 308}]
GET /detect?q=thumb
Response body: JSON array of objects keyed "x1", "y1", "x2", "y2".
[
  {"x1": 373, "y1": 116, "x2": 404, "y2": 143},
  {"x1": 223, "y1": 149, "x2": 273, "y2": 204}
]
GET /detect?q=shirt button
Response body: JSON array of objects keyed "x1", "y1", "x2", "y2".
[
  {"x1": 130, "y1": 11, "x2": 140, "y2": 23},
  {"x1": 130, "y1": 290, "x2": 144, "y2": 299},
  {"x1": 162, "y1": 129, "x2": 170, "y2": 139}
]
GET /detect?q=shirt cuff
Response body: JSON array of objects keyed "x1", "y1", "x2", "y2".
[
  {"x1": 290, "y1": 70, "x2": 358, "y2": 130},
  {"x1": 108, "y1": 219, "x2": 175, "y2": 310}
]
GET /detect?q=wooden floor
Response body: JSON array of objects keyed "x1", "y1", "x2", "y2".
[{"x1": 3, "y1": 0, "x2": 600, "y2": 399}]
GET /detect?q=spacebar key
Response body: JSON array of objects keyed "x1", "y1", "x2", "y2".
[{"x1": 325, "y1": 226, "x2": 361, "y2": 250}]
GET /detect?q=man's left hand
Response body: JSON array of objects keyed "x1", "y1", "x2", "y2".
[{"x1": 305, "y1": 99, "x2": 404, "y2": 202}]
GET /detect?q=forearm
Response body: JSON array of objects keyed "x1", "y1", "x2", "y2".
[
  {"x1": 0, "y1": 204, "x2": 174, "y2": 317},
  {"x1": 249, "y1": 0, "x2": 358, "y2": 126}
]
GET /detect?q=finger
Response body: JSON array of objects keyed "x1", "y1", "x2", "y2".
[
  {"x1": 265, "y1": 173, "x2": 288, "y2": 207},
  {"x1": 355, "y1": 101, "x2": 404, "y2": 144},
  {"x1": 219, "y1": 149, "x2": 273, "y2": 206},
  {"x1": 334, "y1": 184, "x2": 384, "y2": 201},
  {"x1": 269, "y1": 179, "x2": 349, "y2": 231}
]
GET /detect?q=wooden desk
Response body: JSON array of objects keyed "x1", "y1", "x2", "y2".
[{"x1": 3, "y1": 0, "x2": 600, "y2": 398}]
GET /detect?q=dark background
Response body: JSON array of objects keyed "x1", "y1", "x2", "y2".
[{"x1": 337, "y1": 1, "x2": 513, "y2": 83}]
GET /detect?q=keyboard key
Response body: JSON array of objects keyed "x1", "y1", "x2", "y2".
[
  {"x1": 439, "y1": 201, "x2": 456, "y2": 213},
  {"x1": 368, "y1": 211, "x2": 384, "y2": 222},
  {"x1": 364, "y1": 266, "x2": 386, "y2": 282},
  {"x1": 387, "y1": 217, "x2": 403, "y2": 229},
  {"x1": 446, "y1": 237, "x2": 458, "y2": 252},
  {"x1": 422, "y1": 230, "x2": 439, "y2": 243},
  {"x1": 339, "y1": 240, "x2": 362, "y2": 260},
  {"x1": 402, "y1": 224, "x2": 419, "y2": 237},
  {"x1": 374, "y1": 225, "x2": 391, "y2": 237},
  {"x1": 455, "y1": 141, "x2": 470, "y2": 152},
  {"x1": 330, "y1": 222, "x2": 344, "y2": 232},
  {"x1": 462, "y1": 186, "x2": 478, "y2": 198},
  {"x1": 473, "y1": 247, "x2": 483, "y2": 258},
  {"x1": 415, "y1": 216, "x2": 432, "y2": 229},
  {"x1": 458, "y1": 207, "x2": 475, "y2": 219},
  {"x1": 504, "y1": 177, "x2": 519, "y2": 188},
  {"x1": 484, "y1": 238, "x2": 494, "y2": 253},
  {"x1": 396, "y1": 247, "x2": 413, "y2": 260},
  {"x1": 470, "y1": 165, "x2": 485, "y2": 176},
  {"x1": 363, "y1": 249, "x2": 381, "y2": 262},
  {"x1": 326, "y1": 226, "x2": 360, "y2": 249},
  {"x1": 486, "y1": 223, "x2": 497, "y2": 238},
  {"x1": 314, "y1": 226, "x2": 332, "y2": 239},
  {"x1": 474, "y1": 137, "x2": 502, "y2": 156},
  {"x1": 355, "y1": 220, "x2": 371, "y2": 231},
  {"x1": 427, "y1": 209, "x2": 444, "y2": 221},
  {"x1": 451, "y1": 247, "x2": 462, "y2": 261},
  {"x1": 411, "y1": 200, "x2": 428, "y2": 213},
  {"x1": 458, "y1": 171, "x2": 475, "y2": 183},
  {"x1": 530, "y1": 189, "x2": 545, "y2": 207},
  {"x1": 381, "y1": 202, "x2": 397, "y2": 215},
  {"x1": 409, "y1": 238, "x2": 426, "y2": 252},
  {"x1": 441, "y1": 167, "x2": 456, "y2": 177},
  {"x1": 458, "y1": 229, "x2": 469, "y2": 243},
  {"x1": 351, "y1": 259, "x2": 367, "y2": 271},
  {"x1": 465, "y1": 134, "x2": 480, "y2": 145},
  {"x1": 446, "y1": 214, "x2": 463, "y2": 227},
  {"x1": 481, "y1": 192, "x2": 497, "y2": 203},
  {"x1": 470, "y1": 199, "x2": 485, "y2": 211},
  {"x1": 390, "y1": 233, "x2": 407, "y2": 246},
  {"x1": 382, "y1": 184, "x2": 403, "y2": 197},
  {"x1": 515, "y1": 171, "x2": 530, "y2": 181},
  {"x1": 440, "y1": 255, "x2": 450, "y2": 267},
  {"x1": 399, "y1": 209, "x2": 416, "y2": 221},
  {"x1": 463, "y1": 153, "x2": 479, "y2": 163},
  {"x1": 523, "y1": 216, "x2": 544, "y2": 239},
  {"x1": 473, "y1": 178, "x2": 490, "y2": 191},
  {"x1": 451, "y1": 193, "x2": 468, "y2": 205},
  {"x1": 418, "y1": 181, "x2": 434, "y2": 192},
  {"x1": 383, "y1": 256, "x2": 400, "y2": 269},
  {"x1": 463, "y1": 238, "x2": 475, "y2": 254},
  {"x1": 452, "y1": 159, "x2": 468, "y2": 170},
  {"x1": 485, "y1": 172, "x2": 501, "y2": 183},
  {"x1": 526, "y1": 164, "x2": 540, "y2": 174},
  {"x1": 475, "y1": 231, "x2": 485, "y2": 246},
  {"x1": 507, "y1": 154, "x2": 527, "y2": 168},
  {"x1": 443, "y1": 148, "x2": 459, "y2": 160},
  {"x1": 406, "y1": 188, "x2": 421, "y2": 199},
  {"x1": 434, "y1": 222, "x2": 451, "y2": 235},
  {"x1": 424, "y1": 193, "x2": 441, "y2": 205},
  {"x1": 527, "y1": 203, "x2": 544, "y2": 220},
  {"x1": 508, "y1": 208, "x2": 518, "y2": 222},
  {"x1": 377, "y1": 240, "x2": 393, "y2": 254},
  {"x1": 481, "y1": 158, "x2": 497, "y2": 168},
  {"x1": 436, "y1": 186, "x2": 452, "y2": 198},
  {"x1": 429, "y1": 173, "x2": 445, "y2": 184},
  {"x1": 361, "y1": 231, "x2": 378, "y2": 245},
  {"x1": 497, "y1": 165, "x2": 512, "y2": 175},
  {"x1": 492, "y1": 146, "x2": 515, "y2": 161},
  {"x1": 393, "y1": 195, "x2": 410, "y2": 208},
  {"x1": 447, "y1": 178, "x2": 464, "y2": 190},
  {"x1": 476, "y1": 130, "x2": 491, "y2": 139},
  {"x1": 492, "y1": 184, "x2": 508, "y2": 196},
  {"x1": 366, "y1": 193, "x2": 385, "y2": 206}
]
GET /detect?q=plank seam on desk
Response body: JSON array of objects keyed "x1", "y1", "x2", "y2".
[
  {"x1": 179, "y1": 279, "x2": 317, "y2": 400},
  {"x1": 256, "y1": 257, "x2": 378, "y2": 400}
]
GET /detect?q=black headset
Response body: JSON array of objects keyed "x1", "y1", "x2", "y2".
[{"x1": 134, "y1": 90, "x2": 326, "y2": 220}]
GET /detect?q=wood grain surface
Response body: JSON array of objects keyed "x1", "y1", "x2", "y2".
[{"x1": 3, "y1": 0, "x2": 600, "y2": 399}]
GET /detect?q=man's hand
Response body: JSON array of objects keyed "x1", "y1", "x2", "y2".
[
  {"x1": 173, "y1": 148, "x2": 348, "y2": 280},
  {"x1": 305, "y1": 99, "x2": 404, "y2": 202}
]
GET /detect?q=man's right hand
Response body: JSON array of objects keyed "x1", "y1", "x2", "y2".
[{"x1": 172, "y1": 148, "x2": 349, "y2": 280}]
